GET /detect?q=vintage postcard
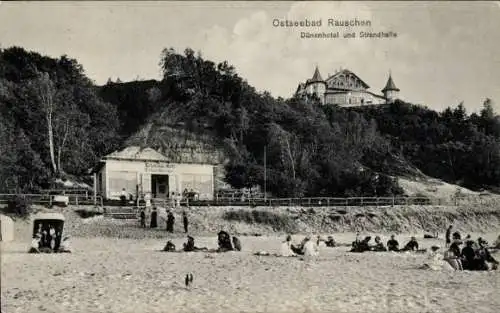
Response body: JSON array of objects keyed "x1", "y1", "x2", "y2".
[{"x1": 1, "y1": 1, "x2": 499, "y2": 313}]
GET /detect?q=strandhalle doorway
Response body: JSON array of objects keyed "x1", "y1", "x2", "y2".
[{"x1": 151, "y1": 174, "x2": 169, "y2": 199}]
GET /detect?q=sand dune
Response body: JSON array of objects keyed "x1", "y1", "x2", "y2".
[{"x1": 2, "y1": 233, "x2": 499, "y2": 313}]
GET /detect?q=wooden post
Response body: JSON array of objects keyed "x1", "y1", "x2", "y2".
[
  {"x1": 392, "y1": 197, "x2": 395, "y2": 206},
  {"x1": 308, "y1": 198, "x2": 311, "y2": 207},
  {"x1": 76, "y1": 196, "x2": 79, "y2": 206},
  {"x1": 327, "y1": 198, "x2": 330, "y2": 207},
  {"x1": 93, "y1": 173, "x2": 97, "y2": 206}
]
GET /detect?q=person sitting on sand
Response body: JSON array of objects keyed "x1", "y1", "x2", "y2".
[
  {"x1": 444, "y1": 243, "x2": 463, "y2": 271},
  {"x1": 476, "y1": 238, "x2": 499, "y2": 271},
  {"x1": 290, "y1": 237, "x2": 306, "y2": 255},
  {"x1": 302, "y1": 236, "x2": 319, "y2": 257},
  {"x1": 387, "y1": 235, "x2": 399, "y2": 252},
  {"x1": 183, "y1": 236, "x2": 196, "y2": 252},
  {"x1": 421, "y1": 245, "x2": 452, "y2": 271},
  {"x1": 163, "y1": 240, "x2": 176, "y2": 252},
  {"x1": 452, "y1": 231, "x2": 461, "y2": 241},
  {"x1": 461, "y1": 240, "x2": 476, "y2": 270},
  {"x1": 232, "y1": 236, "x2": 242, "y2": 251},
  {"x1": 217, "y1": 231, "x2": 233, "y2": 252},
  {"x1": 400, "y1": 237, "x2": 419, "y2": 252},
  {"x1": 372, "y1": 236, "x2": 387, "y2": 252},
  {"x1": 280, "y1": 235, "x2": 296, "y2": 257},
  {"x1": 58, "y1": 236, "x2": 72, "y2": 253},
  {"x1": 325, "y1": 236, "x2": 336, "y2": 247},
  {"x1": 29, "y1": 234, "x2": 41, "y2": 253},
  {"x1": 449, "y1": 239, "x2": 462, "y2": 258},
  {"x1": 351, "y1": 236, "x2": 372, "y2": 253}
]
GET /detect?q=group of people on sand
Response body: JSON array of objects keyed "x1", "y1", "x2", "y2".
[
  {"x1": 350, "y1": 233, "x2": 421, "y2": 253},
  {"x1": 140, "y1": 207, "x2": 189, "y2": 233},
  {"x1": 162, "y1": 230, "x2": 242, "y2": 253},
  {"x1": 439, "y1": 226, "x2": 499, "y2": 271},
  {"x1": 29, "y1": 225, "x2": 71, "y2": 254}
]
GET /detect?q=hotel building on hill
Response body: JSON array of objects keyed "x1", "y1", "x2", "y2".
[{"x1": 295, "y1": 66, "x2": 401, "y2": 107}]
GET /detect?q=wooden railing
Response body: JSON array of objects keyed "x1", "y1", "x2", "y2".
[
  {"x1": 1, "y1": 193, "x2": 498, "y2": 209},
  {"x1": 0, "y1": 193, "x2": 103, "y2": 206}
]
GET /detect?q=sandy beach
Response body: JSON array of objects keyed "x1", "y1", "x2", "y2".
[{"x1": 2, "y1": 233, "x2": 499, "y2": 313}]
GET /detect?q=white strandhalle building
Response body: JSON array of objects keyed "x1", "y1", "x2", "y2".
[
  {"x1": 295, "y1": 66, "x2": 401, "y2": 107},
  {"x1": 95, "y1": 146, "x2": 216, "y2": 200}
]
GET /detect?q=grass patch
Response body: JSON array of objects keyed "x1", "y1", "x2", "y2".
[{"x1": 222, "y1": 209, "x2": 298, "y2": 232}]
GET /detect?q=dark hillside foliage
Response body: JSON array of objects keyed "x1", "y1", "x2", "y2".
[
  {"x1": 0, "y1": 47, "x2": 121, "y2": 192},
  {"x1": 349, "y1": 100, "x2": 500, "y2": 190},
  {"x1": 1, "y1": 46, "x2": 498, "y2": 196}
]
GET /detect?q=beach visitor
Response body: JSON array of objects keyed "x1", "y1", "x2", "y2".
[
  {"x1": 163, "y1": 240, "x2": 176, "y2": 252},
  {"x1": 29, "y1": 234, "x2": 41, "y2": 253},
  {"x1": 120, "y1": 188, "x2": 127, "y2": 206},
  {"x1": 217, "y1": 231, "x2": 234, "y2": 252},
  {"x1": 303, "y1": 235, "x2": 319, "y2": 257},
  {"x1": 445, "y1": 225, "x2": 452, "y2": 247},
  {"x1": 232, "y1": 236, "x2": 242, "y2": 251},
  {"x1": 444, "y1": 243, "x2": 463, "y2": 271},
  {"x1": 452, "y1": 231, "x2": 461, "y2": 241},
  {"x1": 170, "y1": 192, "x2": 176, "y2": 207},
  {"x1": 291, "y1": 236, "x2": 310, "y2": 255},
  {"x1": 400, "y1": 237, "x2": 419, "y2": 252},
  {"x1": 183, "y1": 211, "x2": 189, "y2": 233},
  {"x1": 421, "y1": 245, "x2": 452, "y2": 271},
  {"x1": 53, "y1": 229, "x2": 62, "y2": 251},
  {"x1": 166, "y1": 211, "x2": 175, "y2": 233},
  {"x1": 325, "y1": 236, "x2": 336, "y2": 247},
  {"x1": 140, "y1": 209, "x2": 146, "y2": 228},
  {"x1": 280, "y1": 235, "x2": 296, "y2": 256},
  {"x1": 183, "y1": 236, "x2": 196, "y2": 252},
  {"x1": 461, "y1": 240, "x2": 476, "y2": 270},
  {"x1": 150, "y1": 207, "x2": 158, "y2": 228},
  {"x1": 351, "y1": 236, "x2": 372, "y2": 253},
  {"x1": 176, "y1": 192, "x2": 181, "y2": 207},
  {"x1": 476, "y1": 238, "x2": 499, "y2": 270},
  {"x1": 373, "y1": 236, "x2": 387, "y2": 251},
  {"x1": 449, "y1": 239, "x2": 462, "y2": 258},
  {"x1": 387, "y1": 235, "x2": 400, "y2": 251}
]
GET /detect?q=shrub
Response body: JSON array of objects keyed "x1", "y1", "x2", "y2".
[
  {"x1": 2, "y1": 196, "x2": 33, "y2": 218},
  {"x1": 222, "y1": 209, "x2": 298, "y2": 232},
  {"x1": 74, "y1": 209, "x2": 103, "y2": 219}
]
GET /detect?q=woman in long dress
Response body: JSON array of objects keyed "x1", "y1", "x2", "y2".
[{"x1": 150, "y1": 207, "x2": 158, "y2": 228}]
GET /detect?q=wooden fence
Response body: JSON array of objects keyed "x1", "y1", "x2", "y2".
[
  {"x1": 0, "y1": 193, "x2": 103, "y2": 207},
  {"x1": 1, "y1": 193, "x2": 498, "y2": 210}
]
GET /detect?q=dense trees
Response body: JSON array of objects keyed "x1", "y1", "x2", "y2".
[
  {"x1": 1, "y1": 46, "x2": 499, "y2": 196},
  {"x1": 0, "y1": 47, "x2": 120, "y2": 192},
  {"x1": 353, "y1": 99, "x2": 500, "y2": 190}
]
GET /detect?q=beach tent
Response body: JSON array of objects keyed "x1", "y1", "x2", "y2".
[{"x1": 0, "y1": 214, "x2": 15, "y2": 242}]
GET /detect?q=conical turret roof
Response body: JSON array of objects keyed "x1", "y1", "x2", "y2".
[
  {"x1": 309, "y1": 66, "x2": 324, "y2": 83},
  {"x1": 382, "y1": 74, "x2": 400, "y2": 92}
]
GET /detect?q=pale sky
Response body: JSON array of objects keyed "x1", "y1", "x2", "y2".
[{"x1": 1, "y1": 1, "x2": 499, "y2": 112}]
